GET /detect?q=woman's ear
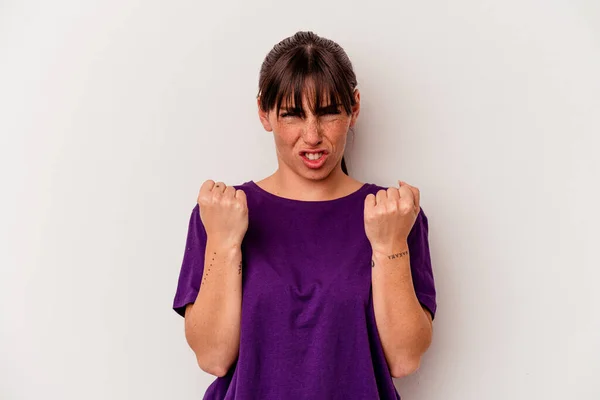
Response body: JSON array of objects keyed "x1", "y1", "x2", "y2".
[{"x1": 257, "y1": 97, "x2": 273, "y2": 132}]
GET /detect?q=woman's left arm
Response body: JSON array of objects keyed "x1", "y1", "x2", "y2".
[
  {"x1": 371, "y1": 243, "x2": 433, "y2": 378},
  {"x1": 364, "y1": 181, "x2": 434, "y2": 378}
]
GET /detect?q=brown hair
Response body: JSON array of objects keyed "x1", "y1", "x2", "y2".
[{"x1": 256, "y1": 31, "x2": 358, "y2": 175}]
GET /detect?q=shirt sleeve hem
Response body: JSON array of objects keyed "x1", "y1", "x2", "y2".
[
  {"x1": 173, "y1": 291, "x2": 199, "y2": 318},
  {"x1": 416, "y1": 292, "x2": 437, "y2": 320}
]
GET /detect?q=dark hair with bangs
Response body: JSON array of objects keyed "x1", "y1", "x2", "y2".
[{"x1": 257, "y1": 31, "x2": 358, "y2": 175}]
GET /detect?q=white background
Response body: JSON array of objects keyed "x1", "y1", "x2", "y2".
[{"x1": 1, "y1": 1, "x2": 599, "y2": 399}]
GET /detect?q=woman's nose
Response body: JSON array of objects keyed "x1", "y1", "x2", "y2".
[{"x1": 302, "y1": 118, "x2": 322, "y2": 145}]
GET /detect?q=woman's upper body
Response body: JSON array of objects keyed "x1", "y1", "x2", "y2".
[
  {"x1": 173, "y1": 179, "x2": 436, "y2": 400},
  {"x1": 172, "y1": 31, "x2": 437, "y2": 399}
]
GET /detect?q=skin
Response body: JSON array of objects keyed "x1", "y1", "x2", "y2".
[{"x1": 256, "y1": 80, "x2": 364, "y2": 200}]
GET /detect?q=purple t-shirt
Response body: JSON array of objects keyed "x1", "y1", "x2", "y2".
[{"x1": 173, "y1": 180, "x2": 437, "y2": 400}]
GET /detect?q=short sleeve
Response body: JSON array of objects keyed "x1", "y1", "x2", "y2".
[
  {"x1": 407, "y1": 207, "x2": 437, "y2": 320},
  {"x1": 172, "y1": 204, "x2": 207, "y2": 318}
]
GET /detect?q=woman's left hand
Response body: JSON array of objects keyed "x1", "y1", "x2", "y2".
[{"x1": 364, "y1": 180, "x2": 420, "y2": 254}]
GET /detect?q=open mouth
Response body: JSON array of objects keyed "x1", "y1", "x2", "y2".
[
  {"x1": 303, "y1": 152, "x2": 324, "y2": 160},
  {"x1": 300, "y1": 151, "x2": 328, "y2": 168}
]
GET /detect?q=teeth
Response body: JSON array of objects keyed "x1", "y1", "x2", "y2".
[{"x1": 306, "y1": 152, "x2": 323, "y2": 160}]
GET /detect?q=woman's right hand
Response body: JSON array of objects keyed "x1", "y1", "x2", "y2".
[{"x1": 197, "y1": 180, "x2": 248, "y2": 247}]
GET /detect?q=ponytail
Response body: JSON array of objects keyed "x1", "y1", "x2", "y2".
[{"x1": 341, "y1": 156, "x2": 349, "y2": 175}]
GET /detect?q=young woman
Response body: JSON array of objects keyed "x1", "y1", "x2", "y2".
[{"x1": 173, "y1": 31, "x2": 437, "y2": 400}]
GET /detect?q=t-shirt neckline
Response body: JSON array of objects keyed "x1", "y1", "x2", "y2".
[{"x1": 246, "y1": 180, "x2": 371, "y2": 205}]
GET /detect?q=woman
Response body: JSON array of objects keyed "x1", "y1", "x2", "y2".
[{"x1": 173, "y1": 31, "x2": 437, "y2": 400}]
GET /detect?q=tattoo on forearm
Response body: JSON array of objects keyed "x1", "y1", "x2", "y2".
[
  {"x1": 238, "y1": 261, "x2": 242, "y2": 275},
  {"x1": 371, "y1": 259, "x2": 375, "y2": 268},
  {"x1": 203, "y1": 251, "x2": 216, "y2": 284},
  {"x1": 388, "y1": 250, "x2": 408, "y2": 260}
]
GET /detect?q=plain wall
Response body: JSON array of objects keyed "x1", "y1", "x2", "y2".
[{"x1": 1, "y1": 1, "x2": 599, "y2": 399}]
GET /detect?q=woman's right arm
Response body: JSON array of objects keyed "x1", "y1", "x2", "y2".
[
  {"x1": 183, "y1": 180, "x2": 248, "y2": 377},
  {"x1": 184, "y1": 239, "x2": 242, "y2": 377}
]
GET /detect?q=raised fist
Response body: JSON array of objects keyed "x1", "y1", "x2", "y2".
[{"x1": 197, "y1": 180, "x2": 248, "y2": 247}]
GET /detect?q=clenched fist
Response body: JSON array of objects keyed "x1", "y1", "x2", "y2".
[
  {"x1": 197, "y1": 180, "x2": 248, "y2": 247},
  {"x1": 364, "y1": 180, "x2": 420, "y2": 254}
]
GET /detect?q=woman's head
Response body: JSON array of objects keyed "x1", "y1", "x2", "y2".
[{"x1": 257, "y1": 31, "x2": 360, "y2": 180}]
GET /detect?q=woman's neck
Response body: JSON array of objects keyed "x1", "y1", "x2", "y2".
[{"x1": 257, "y1": 168, "x2": 363, "y2": 202}]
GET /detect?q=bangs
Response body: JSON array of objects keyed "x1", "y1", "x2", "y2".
[{"x1": 259, "y1": 46, "x2": 355, "y2": 118}]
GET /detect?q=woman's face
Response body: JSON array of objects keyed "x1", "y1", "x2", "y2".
[{"x1": 258, "y1": 85, "x2": 360, "y2": 181}]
